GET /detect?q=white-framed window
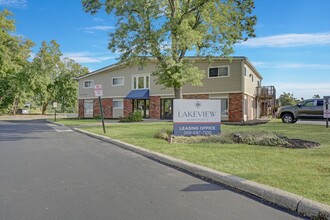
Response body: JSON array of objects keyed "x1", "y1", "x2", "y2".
[
  {"x1": 113, "y1": 99, "x2": 123, "y2": 108},
  {"x1": 83, "y1": 80, "x2": 94, "y2": 88},
  {"x1": 208, "y1": 66, "x2": 229, "y2": 78},
  {"x1": 210, "y1": 98, "x2": 228, "y2": 116},
  {"x1": 220, "y1": 99, "x2": 228, "y2": 116},
  {"x1": 112, "y1": 77, "x2": 124, "y2": 86},
  {"x1": 132, "y1": 74, "x2": 150, "y2": 90},
  {"x1": 84, "y1": 100, "x2": 93, "y2": 115},
  {"x1": 244, "y1": 66, "x2": 247, "y2": 77}
]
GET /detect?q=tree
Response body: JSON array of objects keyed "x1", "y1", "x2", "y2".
[
  {"x1": 30, "y1": 40, "x2": 62, "y2": 114},
  {"x1": 278, "y1": 92, "x2": 300, "y2": 106},
  {"x1": 0, "y1": 9, "x2": 34, "y2": 114},
  {"x1": 312, "y1": 94, "x2": 320, "y2": 99},
  {"x1": 54, "y1": 58, "x2": 89, "y2": 112},
  {"x1": 82, "y1": 0, "x2": 256, "y2": 98},
  {"x1": 30, "y1": 41, "x2": 88, "y2": 114}
]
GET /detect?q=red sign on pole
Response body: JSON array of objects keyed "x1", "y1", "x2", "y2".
[{"x1": 94, "y1": 84, "x2": 103, "y2": 97}]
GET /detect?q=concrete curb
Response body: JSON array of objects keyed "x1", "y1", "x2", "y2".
[
  {"x1": 73, "y1": 127, "x2": 330, "y2": 220},
  {"x1": 47, "y1": 120, "x2": 66, "y2": 127}
]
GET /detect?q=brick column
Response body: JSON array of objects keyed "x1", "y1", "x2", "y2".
[
  {"x1": 93, "y1": 98, "x2": 113, "y2": 118},
  {"x1": 150, "y1": 96, "x2": 161, "y2": 119},
  {"x1": 78, "y1": 99, "x2": 84, "y2": 118},
  {"x1": 229, "y1": 93, "x2": 244, "y2": 122},
  {"x1": 124, "y1": 99, "x2": 133, "y2": 117}
]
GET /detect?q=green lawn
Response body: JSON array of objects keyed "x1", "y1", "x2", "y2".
[{"x1": 56, "y1": 119, "x2": 330, "y2": 205}]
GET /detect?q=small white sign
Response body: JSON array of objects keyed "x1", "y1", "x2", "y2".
[
  {"x1": 324, "y1": 96, "x2": 330, "y2": 118},
  {"x1": 53, "y1": 102, "x2": 57, "y2": 108},
  {"x1": 94, "y1": 84, "x2": 103, "y2": 97}
]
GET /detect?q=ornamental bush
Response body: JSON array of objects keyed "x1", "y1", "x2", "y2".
[{"x1": 119, "y1": 111, "x2": 143, "y2": 122}]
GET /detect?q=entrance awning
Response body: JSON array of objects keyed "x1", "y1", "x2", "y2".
[{"x1": 126, "y1": 89, "x2": 149, "y2": 99}]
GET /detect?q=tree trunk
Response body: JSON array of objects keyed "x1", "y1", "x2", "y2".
[
  {"x1": 174, "y1": 87, "x2": 183, "y2": 99},
  {"x1": 42, "y1": 102, "x2": 48, "y2": 115},
  {"x1": 11, "y1": 98, "x2": 18, "y2": 115}
]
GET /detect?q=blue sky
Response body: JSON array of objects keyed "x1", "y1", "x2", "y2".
[{"x1": 1, "y1": 0, "x2": 330, "y2": 99}]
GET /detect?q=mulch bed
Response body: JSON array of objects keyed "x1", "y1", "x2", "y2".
[{"x1": 281, "y1": 137, "x2": 320, "y2": 148}]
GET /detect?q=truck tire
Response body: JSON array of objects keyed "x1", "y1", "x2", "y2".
[{"x1": 282, "y1": 113, "x2": 296, "y2": 123}]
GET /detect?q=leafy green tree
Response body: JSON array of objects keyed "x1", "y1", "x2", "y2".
[
  {"x1": 82, "y1": 0, "x2": 256, "y2": 98},
  {"x1": 0, "y1": 9, "x2": 34, "y2": 114},
  {"x1": 278, "y1": 92, "x2": 300, "y2": 106},
  {"x1": 312, "y1": 94, "x2": 320, "y2": 99},
  {"x1": 54, "y1": 58, "x2": 88, "y2": 113},
  {"x1": 31, "y1": 41, "x2": 89, "y2": 114},
  {"x1": 30, "y1": 40, "x2": 62, "y2": 114}
]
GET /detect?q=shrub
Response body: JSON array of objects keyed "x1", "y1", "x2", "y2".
[
  {"x1": 119, "y1": 111, "x2": 143, "y2": 122},
  {"x1": 233, "y1": 131, "x2": 288, "y2": 146},
  {"x1": 172, "y1": 134, "x2": 234, "y2": 144},
  {"x1": 153, "y1": 129, "x2": 313, "y2": 148},
  {"x1": 154, "y1": 129, "x2": 171, "y2": 140}
]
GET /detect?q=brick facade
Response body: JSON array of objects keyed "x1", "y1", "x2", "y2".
[
  {"x1": 229, "y1": 93, "x2": 243, "y2": 122},
  {"x1": 93, "y1": 98, "x2": 113, "y2": 118},
  {"x1": 80, "y1": 93, "x2": 252, "y2": 122},
  {"x1": 124, "y1": 99, "x2": 133, "y2": 117},
  {"x1": 78, "y1": 99, "x2": 84, "y2": 118},
  {"x1": 183, "y1": 94, "x2": 209, "y2": 99},
  {"x1": 150, "y1": 96, "x2": 161, "y2": 119}
]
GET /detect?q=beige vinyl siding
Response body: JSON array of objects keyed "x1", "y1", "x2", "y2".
[
  {"x1": 78, "y1": 59, "x2": 251, "y2": 98},
  {"x1": 182, "y1": 60, "x2": 243, "y2": 94},
  {"x1": 79, "y1": 63, "x2": 157, "y2": 98},
  {"x1": 79, "y1": 75, "x2": 97, "y2": 98},
  {"x1": 243, "y1": 64, "x2": 260, "y2": 96}
]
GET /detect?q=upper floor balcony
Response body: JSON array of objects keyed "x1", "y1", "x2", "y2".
[{"x1": 256, "y1": 86, "x2": 276, "y2": 100}]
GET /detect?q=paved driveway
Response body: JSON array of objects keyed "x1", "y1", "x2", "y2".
[
  {"x1": 0, "y1": 120, "x2": 305, "y2": 220},
  {"x1": 296, "y1": 119, "x2": 329, "y2": 126}
]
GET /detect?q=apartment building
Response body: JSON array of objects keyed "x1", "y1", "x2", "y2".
[{"x1": 77, "y1": 57, "x2": 275, "y2": 122}]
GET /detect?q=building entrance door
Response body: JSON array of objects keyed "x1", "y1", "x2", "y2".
[
  {"x1": 132, "y1": 99, "x2": 150, "y2": 118},
  {"x1": 161, "y1": 98, "x2": 173, "y2": 119}
]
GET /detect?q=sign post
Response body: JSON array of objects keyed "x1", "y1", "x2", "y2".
[
  {"x1": 94, "y1": 85, "x2": 106, "y2": 134},
  {"x1": 53, "y1": 102, "x2": 57, "y2": 122},
  {"x1": 324, "y1": 96, "x2": 330, "y2": 128},
  {"x1": 173, "y1": 99, "x2": 221, "y2": 136}
]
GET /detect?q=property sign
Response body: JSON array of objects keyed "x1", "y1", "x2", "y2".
[
  {"x1": 94, "y1": 84, "x2": 103, "y2": 97},
  {"x1": 324, "y1": 96, "x2": 330, "y2": 118},
  {"x1": 173, "y1": 99, "x2": 221, "y2": 136}
]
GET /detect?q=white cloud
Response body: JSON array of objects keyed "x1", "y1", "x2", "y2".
[
  {"x1": 80, "y1": 25, "x2": 115, "y2": 33},
  {"x1": 241, "y1": 33, "x2": 330, "y2": 48},
  {"x1": 274, "y1": 82, "x2": 330, "y2": 99},
  {"x1": 0, "y1": 0, "x2": 27, "y2": 8},
  {"x1": 63, "y1": 52, "x2": 115, "y2": 63},
  {"x1": 252, "y1": 61, "x2": 330, "y2": 70}
]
